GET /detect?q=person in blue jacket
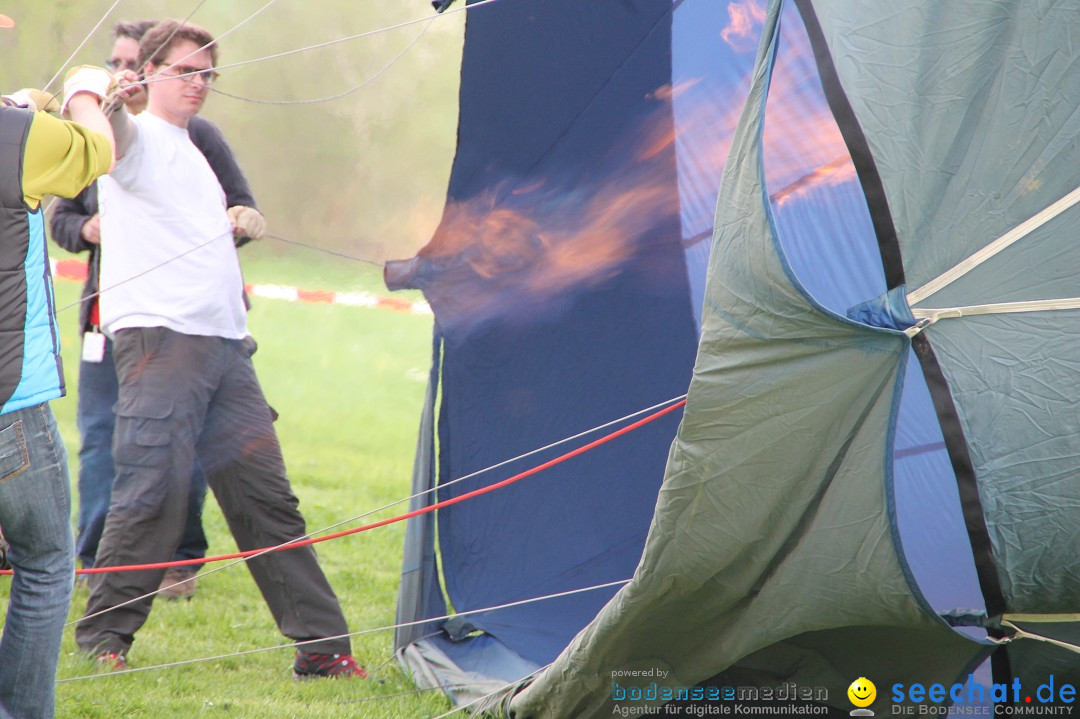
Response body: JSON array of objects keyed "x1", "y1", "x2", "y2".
[
  {"x1": 1, "y1": 11, "x2": 122, "y2": 715},
  {"x1": 49, "y1": 19, "x2": 265, "y2": 600}
]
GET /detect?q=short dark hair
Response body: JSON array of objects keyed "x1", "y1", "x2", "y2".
[
  {"x1": 137, "y1": 19, "x2": 218, "y2": 71},
  {"x1": 111, "y1": 20, "x2": 156, "y2": 42}
]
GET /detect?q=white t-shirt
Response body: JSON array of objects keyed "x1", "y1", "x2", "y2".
[{"x1": 98, "y1": 111, "x2": 248, "y2": 339}]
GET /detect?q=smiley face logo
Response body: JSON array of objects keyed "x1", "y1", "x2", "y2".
[{"x1": 848, "y1": 677, "x2": 876, "y2": 708}]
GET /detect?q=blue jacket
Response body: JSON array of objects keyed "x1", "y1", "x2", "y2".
[{"x1": 0, "y1": 107, "x2": 64, "y2": 414}]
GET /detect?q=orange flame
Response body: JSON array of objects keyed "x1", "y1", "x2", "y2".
[
  {"x1": 417, "y1": 99, "x2": 682, "y2": 326},
  {"x1": 409, "y1": 13, "x2": 866, "y2": 327},
  {"x1": 648, "y1": 78, "x2": 702, "y2": 104},
  {"x1": 425, "y1": 158, "x2": 679, "y2": 316},
  {"x1": 721, "y1": 0, "x2": 767, "y2": 51}
]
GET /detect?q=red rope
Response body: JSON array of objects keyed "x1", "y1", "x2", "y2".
[{"x1": 0, "y1": 399, "x2": 686, "y2": 576}]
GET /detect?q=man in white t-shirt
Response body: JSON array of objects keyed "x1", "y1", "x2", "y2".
[{"x1": 75, "y1": 19, "x2": 366, "y2": 680}]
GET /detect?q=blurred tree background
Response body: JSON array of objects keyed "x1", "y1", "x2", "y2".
[{"x1": 0, "y1": 0, "x2": 464, "y2": 273}]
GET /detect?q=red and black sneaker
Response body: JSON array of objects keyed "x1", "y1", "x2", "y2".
[
  {"x1": 292, "y1": 650, "x2": 368, "y2": 680},
  {"x1": 96, "y1": 651, "x2": 128, "y2": 672}
]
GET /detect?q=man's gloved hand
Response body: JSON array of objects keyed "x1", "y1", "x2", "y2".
[
  {"x1": 62, "y1": 65, "x2": 116, "y2": 116},
  {"x1": 1, "y1": 88, "x2": 60, "y2": 113},
  {"x1": 227, "y1": 205, "x2": 267, "y2": 242},
  {"x1": 106, "y1": 69, "x2": 143, "y2": 112}
]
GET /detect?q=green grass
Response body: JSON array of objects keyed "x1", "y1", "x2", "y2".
[{"x1": 27, "y1": 265, "x2": 452, "y2": 717}]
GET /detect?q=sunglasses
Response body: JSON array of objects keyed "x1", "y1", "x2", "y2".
[
  {"x1": 158, "y1": 64, "x2": 221, "y2": 86},
  {"x1": 105, "y1": 58, "x2": 139, "y2": 72}
]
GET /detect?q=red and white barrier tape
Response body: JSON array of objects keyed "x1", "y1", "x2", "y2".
[{"x1": 49, "y1": 258, "x2": 432, "y2": 316}]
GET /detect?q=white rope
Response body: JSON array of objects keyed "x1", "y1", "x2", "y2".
[
  {"x1": 907, "y1": 184, "x2": 1080, "y2": 306},
  {"x1": 52, "y1": 1, "x2": 488, "y2": 311},
  {"x1": 1000, "y1": 620, "x2": 1080, "y2": 656},
  {"x1": 189, "y1": 0, "x2": 276, "y2": 48},
  {"x1": 263, "y1": 234, "x2": 385, "y2": 266},
  {"x1": 139, "y1": 0, "x2": 503, "y2": 87},
  {"x1": 418, "y1": 393, "x2": 687, "y2": 503},
  {"x1": 139, "y1": 0, "x2": 279, "y2": 88},
  {"x1": 56, "y1": 233, "x2": 685, "y2": 507},
  {"x1": 41, "y1": 0, "x2": 124, "y2": 94},
  {"x1": 55, "y1": 228, "x2": 235, "y2": 315},
  {"x1": 52, "y1": 232, "x2": 387, "y2": 319},
  {"x1": 62, "y1": 393, "x2": 681, "y2": 627},
  {"x1": 60, "y1": 580, "x2": 624, "y2": 682},
  {"x1": 342, "y1": 684, "x2": 473, "y2": 704},
  {"x1": 53, "y1": 233, "x2": 388, "y2": 319},
  {"x1": 108, "y1": 0, "x2": 216, "y2": 97},
  {"x1": 49, "y1": 0, "x2": 661, "y2": 680},
  {"x1": 903, "y1": 297, "x2": 1080, "y2": 337},
  {"x1": 208, "y1": 17, "x2": 434, "y2": 106},
  {"x1": 51, "y1": 0, "x2": 667, "y2": 653}
]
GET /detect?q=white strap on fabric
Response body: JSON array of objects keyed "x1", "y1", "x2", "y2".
[
  {"x1": 1000, "y1": 620, "x2": 1080, "y2": 656},
  {"x1": 1002, "y1": 613, "x2": 1080, "y2": 623},
  {"x1": 907, "y1": 185, "x2": 1080, "y2": 306},
  {"x1": 903, "y1": 297, "x2": 1080, "y2": 337}
]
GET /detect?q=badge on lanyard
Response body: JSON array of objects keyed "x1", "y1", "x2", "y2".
[{"x1": 81, "y1": 330, "x2": 106, "y2": 363}]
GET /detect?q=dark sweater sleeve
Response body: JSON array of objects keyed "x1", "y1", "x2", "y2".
[
  {"x1": 188, "y1": 115, "x2": 258, "y2": 210},
  {"x1": 49, "y1": 183, "x2": 98, "y2": 254}
]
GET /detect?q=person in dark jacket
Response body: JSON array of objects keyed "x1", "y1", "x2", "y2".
[
  {"x1": 1, "y1": 13, "x2": 120, "y2": 713},
  {"x1": 49, "y1": 20, "x2": 264, "y2": 600}
]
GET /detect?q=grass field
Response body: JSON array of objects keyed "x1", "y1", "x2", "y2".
[{"x1": 23, "y1": 249, "x2": 453, "y2": 717}]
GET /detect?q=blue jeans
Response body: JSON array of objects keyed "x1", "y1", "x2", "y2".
[
  {"x1": 0, "y1": 403, "x2": 74, "y2": 719},
  {"x1": 75, "y1": 336, "x2": 207, "y2": 568}
]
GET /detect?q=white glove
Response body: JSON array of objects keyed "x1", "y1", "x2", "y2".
[
  {"x1": 62, "y1": 65, "x2": 116, "y2": 116},
  {"x1": 1, "y1": 88, "x2": 60, "y2": 113},
  {"x1": 227, "y1": 206, "x2": 267, "y2": 242}
]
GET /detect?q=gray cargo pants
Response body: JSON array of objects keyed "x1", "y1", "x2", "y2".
[{"x1": 75, "y1": 327, "x2": 351, "y2": 656}]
